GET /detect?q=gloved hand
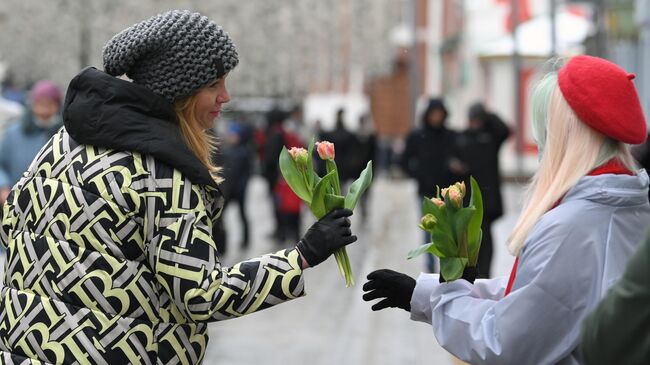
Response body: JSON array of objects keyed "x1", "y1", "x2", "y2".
[
  {"x1": 362, "y1": 269, "x2": 416, "y2": 312},
  {"x1": 296, "y1": 208, "x2": 357, "y2": 267}
]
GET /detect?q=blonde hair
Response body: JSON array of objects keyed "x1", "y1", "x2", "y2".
[
  {"x1": 174, "y1": 95, "x2": 223, "y2": 184},
  {"x1": 507, "y1": 73, "x2": 636, "y2": 255}
]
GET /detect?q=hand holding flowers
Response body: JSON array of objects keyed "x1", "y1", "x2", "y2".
[
  {"x1": 280, "y1": 138, "x2": 373, "y2": 286},
  {"x1": 408, "y1": 177, "x2": 483, "y2": 282}
]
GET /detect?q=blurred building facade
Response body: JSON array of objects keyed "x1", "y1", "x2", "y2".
[
  {"x1": 1, "y1": 0, "x2": 648, "y2": 177},
  {"x1": 0, "y1": 0, "x2": 406, "y2": 99}
]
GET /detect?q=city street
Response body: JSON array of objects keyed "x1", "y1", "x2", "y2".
[{"x1": 205, "y1": 175, "x2": 524, "y2": 365}]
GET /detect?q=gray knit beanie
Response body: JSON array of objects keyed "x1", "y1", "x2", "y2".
[{"x1": 102, "y1": 10, "x2": 239, "y2": 103}]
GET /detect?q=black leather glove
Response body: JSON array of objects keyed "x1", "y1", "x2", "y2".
[
  {"x1": 296, "y1": 208, "x2": 357, "y2": 267},
  {"x1": 362, "y1": 269, "x2": 416, "y2": 312}
]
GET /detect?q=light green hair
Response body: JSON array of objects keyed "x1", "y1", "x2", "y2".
[{"x1": 530, "y1": 73, "x2": 629, "y2": 167}]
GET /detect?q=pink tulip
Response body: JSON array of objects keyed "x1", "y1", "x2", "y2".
[
  {"x1": 288, "y1": 147, "x2": 309, "y2": 166},
  {"x1": 447, "y1": 186, "x2": 463, "y2": 208},
  {"x1": 317, "y1": 141, "x2": 335, "y2": 160},
  {"x1": 431, "y1": 197, "x2": 445, "y2": 208},
  {"x1": 455, "y1": 181, "x2": 466, "y2": 197}
]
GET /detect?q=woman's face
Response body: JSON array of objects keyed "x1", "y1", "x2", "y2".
[
  {"x1": 32, "y1": 98, "x2": 60, "y2": 123},
  {"x1": 194, "y1": 76, "x2": 230, "y2": 130}
]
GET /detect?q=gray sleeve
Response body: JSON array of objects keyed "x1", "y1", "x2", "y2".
[{"x1": 409, "y1": 221, "x2": 599, "y2": 365}]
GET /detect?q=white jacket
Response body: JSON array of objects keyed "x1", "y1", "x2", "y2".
[{"x1": 410, "y1": 171, "x2": 650, "y2": 365}]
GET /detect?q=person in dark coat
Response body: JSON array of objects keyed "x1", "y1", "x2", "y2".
[
  {"x1": 400, "y1": 98, "x2": 462, "y2": 272},
  {"x1": 221, "y1": 122, "x2": 254, "y2": 250},
  {"x1": 350, "y1": 113, "x2": 377, "y2": 224},
  {"x1": 319, "y1": 108, "x2": 356, "y2": 183},
  {"x1": 455, "y1": 102, "x2": 510, "y2": 277},
  {"x1": 260, "y1": 108, "x2": 288, "y2": 241}
]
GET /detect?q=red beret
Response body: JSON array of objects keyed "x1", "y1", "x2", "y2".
[{"x1": 558, "y1": 55, "x2": 647, "y2": 144}]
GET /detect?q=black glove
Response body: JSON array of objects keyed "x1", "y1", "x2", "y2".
[
  {"x1": 296, "y1": 208, "x2": 357, "y2": 267},
  {"x1": 362, "y1": 269, "x2": 416, "y2": 312},
  {"x1": 439, "y1": 265, "x2": 478, "y2": 284}
]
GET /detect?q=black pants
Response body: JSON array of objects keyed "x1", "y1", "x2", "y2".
[
  {"x1": 278, "y1": 212, "x2": 301, "y2": 244},
  {"x1": 477, "y1": 217, "x2": 495, "y2": 278}
]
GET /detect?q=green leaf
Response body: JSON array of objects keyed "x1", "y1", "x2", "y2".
[
  {"x1": 325, "y1": 159, "x2": 341, "y2": 195},
  {"x1": 307, "y1": 137, "x2": 317, "y2": 188},
  {"x1": 310, "y1": 170, "x2": 336, "y2": 219},
  {"x1": 467, "y1": 176, "x2": 484, "y2": 265},
  {"x1": 344, "y1": 161, "x2": 373, "y2": 210},
  {"x1": 453, "y1": 207, "x2": 476, "y2": 249},
  {"x1": 430, "y1": 229, "x2": 457, "y2": 257},
  {"x1": 279, "y1": 146, "x2": 312, "y2": 203},
  {"x1": 440, "y1": 257, "x2": 468, "y2": 282},
  {"x1": 406, "y1": 242, "x2": 440, "y2": 260},
  {"x1": 469, "y1": 229, "x2": 483, "y2": 267},
  {"x1": 324, "y1": 194, "x2": 345, "y2": 211}
]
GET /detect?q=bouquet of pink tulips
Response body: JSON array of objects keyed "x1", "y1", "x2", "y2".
[
  {"x1": 408, "y1": 177, "x2": 483, "y2": 282},
  {"x1": 279, "y1": 138, "x2": 372, "y2": 287}
]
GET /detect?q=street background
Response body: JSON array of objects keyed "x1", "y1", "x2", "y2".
[
  {"x1": 1, "y1": 1, "x2": 649, "y2": 364},
  {"x1": 204, "y1": 175, "x2": 523, "y2": 365}
]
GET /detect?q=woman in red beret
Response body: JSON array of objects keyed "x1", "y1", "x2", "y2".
[{"x1": 363, "y1": 55, "x2": 650, "y2": 364}]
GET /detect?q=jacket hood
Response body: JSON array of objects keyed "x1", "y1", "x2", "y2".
[
  {"x1": 563, "y1": 169, "x2": 649, "y2": 207},
  {"x1": 62, "y1": 67, "x2": 217, "y2": 187}
]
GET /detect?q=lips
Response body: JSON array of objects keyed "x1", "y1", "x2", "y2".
[{"x1": 209, "y1": 110, "x2": 221, "y2": 118}]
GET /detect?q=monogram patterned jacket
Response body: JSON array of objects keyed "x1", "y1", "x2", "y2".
[{"x1": 0, "y1": 68, "x2": 305, "y2": 364}]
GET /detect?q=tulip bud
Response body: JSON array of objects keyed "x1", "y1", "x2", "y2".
[
  {"x1": 431, "y1": 197, "x2": 445, "y2": 208},
  {"x1": 420, "y1": 214, "x2": 437, "y2": 231},
  {"x1": 317, "y1": 141, "x2": 335, "y2": 160},
  {"x1": 288, "y1": 147, "x2": 309, "y2": 166},
  {"x1": 455, "y1": 181, "x2": 466, "y2": 197},
  {"x1": 447, "y1": 186, "x2": 463, "y2": 208}
]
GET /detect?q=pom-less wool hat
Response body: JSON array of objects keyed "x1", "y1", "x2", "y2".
[
  {"x1": 558, "y1": 55, "x2": 647, "y2": 144},
  {"x1": 31, "y1": 80, "x2": 62, "y2": 105},
  {"x1": 102, "y1": 10, "x2": 239, "y2": 103}
]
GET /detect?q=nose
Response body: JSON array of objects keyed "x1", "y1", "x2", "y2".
[{"x1": 217, "y1": 87, "x2": 230, "y2": 104}]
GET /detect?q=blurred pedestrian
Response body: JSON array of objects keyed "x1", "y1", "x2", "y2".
[
  {"x1": 350, "y1": 113, "x2": 377, "y2": 224},
  {"x1": 1, "y1": 72, "x2": 28, "y2": 105},
  {"x1": 261, "y1": 107, "x2": 304, "y2": 244},
  {"x1": 400, "y1": 98, "x2": 462, "y2": 272},
  {"x1": 0, "y1": 10, "x2": 358, "y2": 364},
  {"x1": 0, "y1": 80, "x2": 62, "y2": 204},
  {"x1": 579, "y1": 231, "x2": 650, "y2": 365},
  {"x1": 318, "y1": 108, "x2": 356, "y2": 183},
  {"x1": 285, "y1": 104, "x2": 310, "y2": 144},
  {"x1": 0, "y1": 71, "x2": 24, "y2": 138},
  {"x1": 221, "y1": 121, "x2": 254, "y2": 250},
  {"x1": 455, "y1": 102, "x2": 510, "y2": 277},
  {"x1": 363, "y1": 55, "x2": 650, "y2": 364}
]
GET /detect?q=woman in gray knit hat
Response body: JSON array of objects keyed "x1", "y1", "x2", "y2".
[{"x1": 0, "y1": 10, "x2": 357, "y2": 364}]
